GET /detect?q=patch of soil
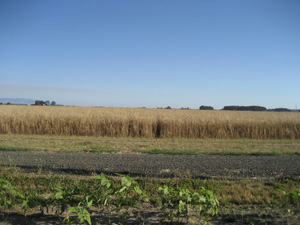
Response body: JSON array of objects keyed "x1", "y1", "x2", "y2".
[
  {"x1": 0, "y1": 204, "x2": 299, "y2": 224},
  {"x1": 0, "y1": 152, "x2": 300, "y2": 180}
]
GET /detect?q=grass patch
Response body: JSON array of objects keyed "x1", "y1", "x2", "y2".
[
  {"x1": 1, "y1": 134, "x2": 300, "y2": 155},
  {"x1": 82, "y1": 149, "x2": 118, "y2": 153},
  {"x1": 201, "y1": 151, "x2": 286, "y2": 156},
  {"x1": 0, "y1": 146, "x2": 31, "y2": 152},
  {"x1": 134, "y1": 149, "x2": 197, "y2": 155}
]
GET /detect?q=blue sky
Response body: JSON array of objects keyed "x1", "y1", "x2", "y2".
[{"x1": 1, "y1": 0, "x2": 299, "y2": 109}]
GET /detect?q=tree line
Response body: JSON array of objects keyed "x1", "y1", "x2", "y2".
[
  {"x1": 202, "y1": 105, "x2": 296, "y2": 112},
  {"x1": 0, "y1": 101, "x2": 297, "y2": 112},
  {"x1": 156, "y1": 105, "x2": 297, "y2": 112},
  {"x1": 34, "y1": 100, "x2": 56, "y2": 106},
  {"x1": 0, "y1": 100, "x2": 57, "y2": 106}
]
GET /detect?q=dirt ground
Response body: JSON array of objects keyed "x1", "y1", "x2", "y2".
[
  {"x1": 1, "y1": 152, "x2": 300, "y2": 224},
  {"x1": 0, "y1": 152, "x2": 300, "y2": 180},
  {"x1": 0, "y1": 203, "x2": 299, "y2": 225}
]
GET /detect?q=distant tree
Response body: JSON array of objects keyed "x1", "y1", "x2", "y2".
[
  {"x1": 165, "y1": 106, "x2": 172, "y2": 109},
  {"x1": 0, "y1": 102, "x2": 2, "y2": 105},
  {"x1": 6, "y1": 102, "x2": 10, "y2": 105},
  {"x1": 270, "y1": 108, "x2": 291, "y2": 112},
  {"x1": 35, "y1": 100, "x2": 45, "y2": 105},
  {"x1": 199, "y1": 105, "x2": 214, "y2": 110},
  {"x1": 223, "y1": 106, "x2": 237, "y2": 111},
  {"x1": 51, "y1": 101, "x2": 56, "y2": 106},
  {"x1": 223, "y1": 105, "x2": 266, "y2": 111},
  {"x1": 45, "y1": 100, "x2": 50, "y2": 106}
]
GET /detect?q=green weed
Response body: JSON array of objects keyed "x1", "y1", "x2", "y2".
[
  {"x1": 0, "y1": 146, "x2": 31, "y2": 152},
  {"x1": 278, "y1": 188, "x2": 300, "y2": 213},
  {"x1": 158, "y1": 185, "x2": 219, "y2": 224},
  {"x1": 135, "y1": 149, "x2": 197, "y2": 155}
]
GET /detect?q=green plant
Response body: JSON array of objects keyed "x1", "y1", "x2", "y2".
[
  {"x1": 278, "y1": 188, "x2": 300, "y2": 213},
  {"x1": 21, "y1": 194, "x2": 36, "y2": 217},
  {"x1": 193, "y1": 187, "x2": 219, "y2": 222},
  {"x1": 0, "y1": 178, "x2": 24, "y2": 218},
  {"x1": 114, "y1": 174, "x2": 147, "y2": 219},
  {"x1": 54, "y1": 185, "x2": 80, "y2": 215},
  {"x1": 93, "y1": 173, "x2": 147, "y2": 222},
  {"x1": 158, "y1": 185, "x2": 219, "y2": 224},
  {"x1": 64, "y1": 196, "x2": 93, "y2": 225},
  {"x1": 92, "y1": 173, "x2": 116, "y2": 224},
  {"x1": 0, "y1": 177, "x2": 40, "y2": 219}
]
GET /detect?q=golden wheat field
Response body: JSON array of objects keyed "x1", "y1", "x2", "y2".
[{"x1": 0, "y1": 105, "x2": 299, "y2": 139}]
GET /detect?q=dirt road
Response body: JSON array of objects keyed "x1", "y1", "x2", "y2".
[{"x1": 0, "y1": 151, "x2": 299, "y2": 180}]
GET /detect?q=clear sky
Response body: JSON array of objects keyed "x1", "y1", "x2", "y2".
[{"x1": 1, "y1": 0, "x2": 299, "y2": 109}]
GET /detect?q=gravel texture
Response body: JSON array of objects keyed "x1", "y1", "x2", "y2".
[{"x1": 0, "y1": 151, "x2": 299, "y2": 180}]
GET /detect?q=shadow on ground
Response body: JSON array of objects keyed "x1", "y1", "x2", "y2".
[{"x1": 1, "y1": 209, "x2": 297, "y2": 225}]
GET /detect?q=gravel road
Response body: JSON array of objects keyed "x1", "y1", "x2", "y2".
[{"x1": 0, "y1": 151, "x2": 299, "y2": 180}]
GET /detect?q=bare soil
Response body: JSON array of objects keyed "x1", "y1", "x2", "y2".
[
  {"x1": 0, "y1": 151, "x2": 299, "y2": 180},
  {"x1": 1, "y1": 203, "x2": 299, "y2": 225}
]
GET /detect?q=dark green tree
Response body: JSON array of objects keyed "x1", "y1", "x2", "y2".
[
  {"x1": 223, "y1": 105, "x2": 266, "y2": 111},
  {"x1": 199, "y1": 105, "x2": 214, "y2": 110},
  {"x1": 35, "y1": 100, "x2": 45, "y2": 105},
  {"x1": 271, "y1": 108, "x2": 291, "y2": 112}
]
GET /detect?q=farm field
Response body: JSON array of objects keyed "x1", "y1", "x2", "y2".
[
  {"x1": 0, "y1": 105, "x2": 300, "y2": 224},
  {"x1": 1, "y1": 105, "x2": 300, "y2": 139}
]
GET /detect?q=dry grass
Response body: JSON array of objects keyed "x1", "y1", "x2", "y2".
[{"x1": 1, "y1": 105, "x2": 300, "y2": 139}]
